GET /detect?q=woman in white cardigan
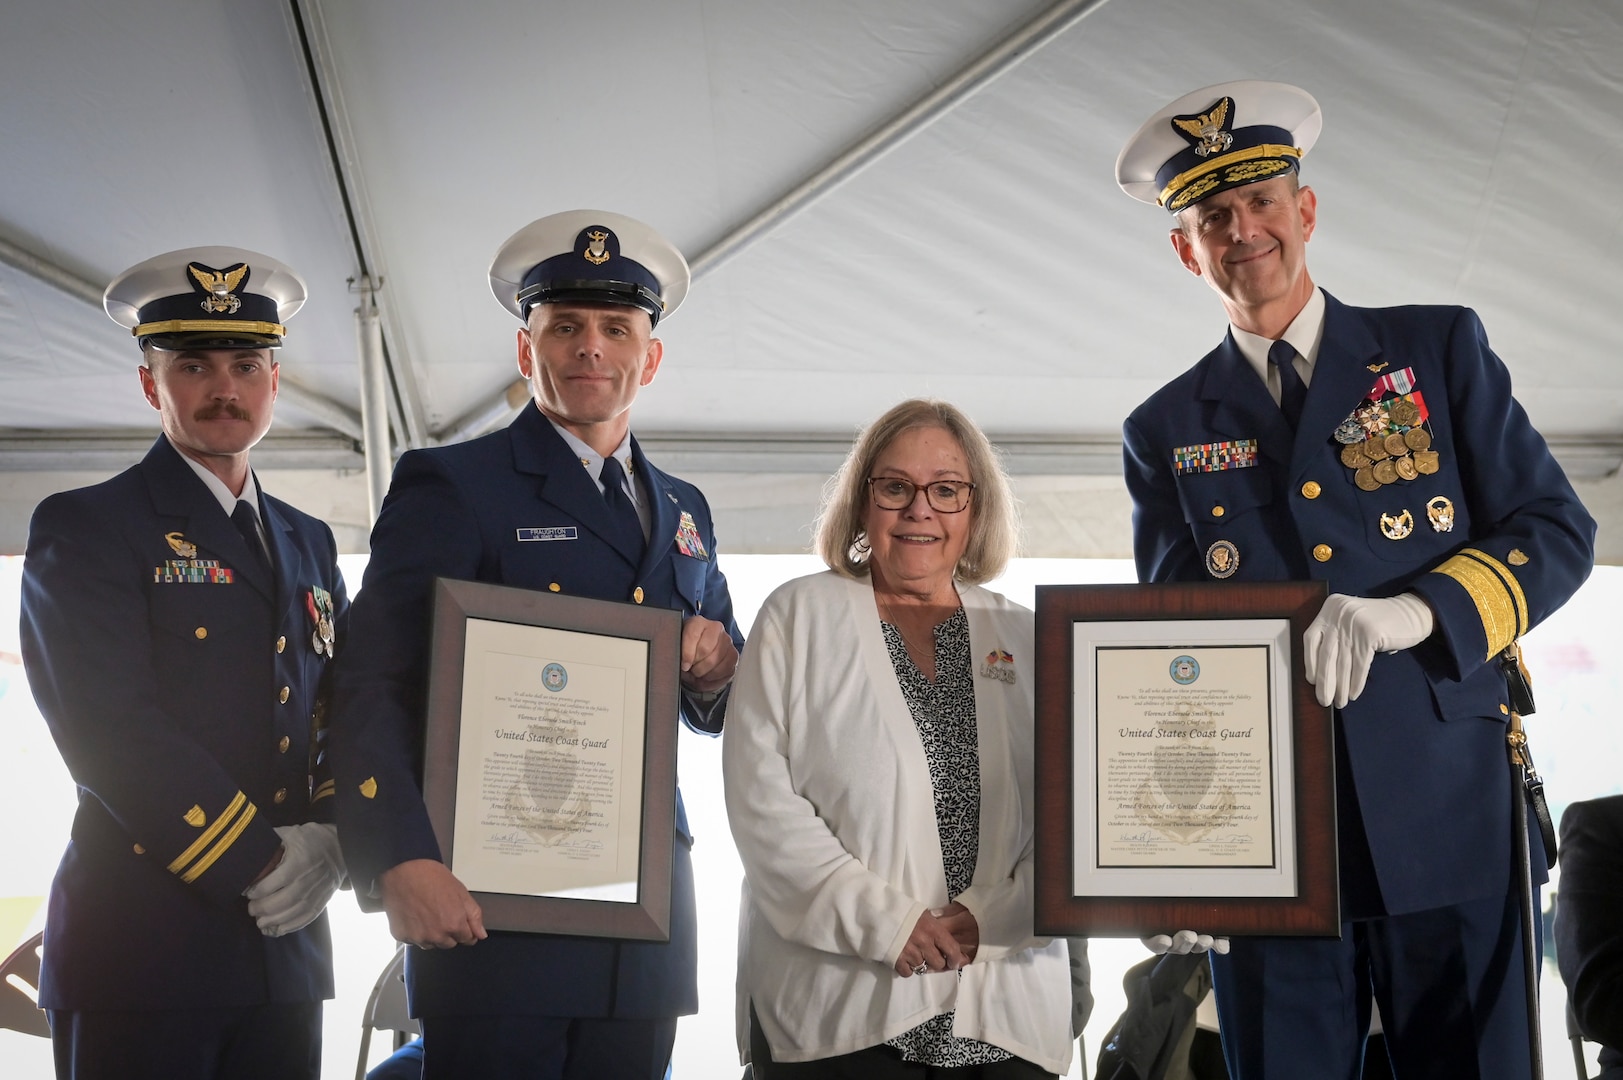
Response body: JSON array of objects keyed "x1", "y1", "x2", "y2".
[{"x1": 724, "y1": 399, "x2": 1073, "y2": 1078}]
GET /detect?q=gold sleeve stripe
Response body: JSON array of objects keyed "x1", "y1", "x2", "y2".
[
  {"x1": 1461, "y1": 548, "x2": 1529, "y2": 639},
  {"x1": 1431, "y1": 548, "x2": 1527, "y2": 660},
  {"x1": 168, "y1": 791, "x2": 246, "y2": 875},
  {"x1": 311, "y1": 779, "x2": 336, "y2": 803},
  {"x1": 181, "y1": 801, "x2": 258, "y2": 883}
]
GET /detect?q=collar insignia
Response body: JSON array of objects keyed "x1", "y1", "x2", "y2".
[
  {"x1": 188, "y1": 262, "x2": 249, "y2": 315},
  {"x1": 582, "y1": 229, "x2": 611, "y2": 266},
  {"x1": 1171, "y1": 96, "x2": 1235, "y2": 159}
]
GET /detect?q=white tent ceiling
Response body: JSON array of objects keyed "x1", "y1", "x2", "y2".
[{"x1": 3, "y1": 0, "x2": 1621, "y2": 558}]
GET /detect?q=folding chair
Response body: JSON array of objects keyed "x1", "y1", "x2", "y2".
[
  {"x1": 0, "y1": 931, "x2": 49, "y2": 1038},
  {"x1": 357, "y1": 945, "x2": 419, "y2": 1080}
]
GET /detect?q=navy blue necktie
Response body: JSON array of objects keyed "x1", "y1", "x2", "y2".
[
  {"x1": 599, "y1": 456, "x2": 645, "y2": 559},
  {"x1": 1269, "y1": 339, "x2": 1308, "y2": 431},
  {"x1": 230, "y1": 500, "x2": 271, "y2": 579}
]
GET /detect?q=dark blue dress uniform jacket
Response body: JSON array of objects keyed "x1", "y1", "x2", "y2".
[
  {"x1": 330, "y1": 404, "x2": 743, "y2": 1019},
  {"x1": 1122, "y1": 293, "x2": 1594, "y2": 916},
  {"x1": 1555, "y1": 795, "x2": 1623, "y2": 1078},
  {"x1": 18, "y1": 435, "x2": 348, "y2": 1009}
]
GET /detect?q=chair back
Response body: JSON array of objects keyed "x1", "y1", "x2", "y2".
[
  {"x1": 356, "y1": 946, "x2": 419, "y2": 1080},
  {"x1": 0, "y1": 932, "x2": 49, "y2": 1038}
]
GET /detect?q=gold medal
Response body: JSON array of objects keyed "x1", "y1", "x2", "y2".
[
  {"x1": 1373, "y1": 459, "x2": 1399, "y2": 485},
  {"x1": 1364, "y1": 436, "x2": 1391, "y2": 462},
  {"x1": 1341, "y1": 444, "x2": 1371, "y2": 469},
  {"x1": 1394, "y1": 455, "x2": 1419, "y2": 481},
  {"x1": 1380, "y1": 509, "x2": 1415, "y2": 540},
  {"x1": 1355, "y1": 467, "x2": 1380, "y2": 491},
  {"x1": 1383, "y1": 432, "x2": 1409, "y2": 457},
  {"x1": 1414, "y1": 450, "x2": 1440, "y2": 475},
  {"x1": 1403, "y1": 427, "x2": 1432, "y2": 452},
  {"x1": 1389, "y1": 398, "x2": 1421, "y2": 427}
]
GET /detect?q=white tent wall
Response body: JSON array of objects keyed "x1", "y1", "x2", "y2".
[{"x1": 3, "y1": 0, "x2": 1621, "y2": 554}]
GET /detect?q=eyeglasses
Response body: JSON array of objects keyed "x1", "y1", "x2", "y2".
[{"x1": 866, "y1": 477, "x2": 976, "y2": 514}]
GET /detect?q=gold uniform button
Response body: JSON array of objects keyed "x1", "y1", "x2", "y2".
[
  {"x1": 194, "y1": 627, "x2": 208, "y2": 640},
  {"x1": 633, "y1": 587, "x2": 644, "y2": 604},
  {"x1": 276, "y1": 635, "x2": 286, "y2": 654},
  {"x1": 1301, "y1": 481, "x2": 1322, "y2": 499},
  {"x1": 548, "y1": 582, "x2": 561, "y2": 593},
  {"x1": 1312, "y1": 544, "x2": 1333, "y2": 563},
  {"x1": 278, "y1": 686, "x2": 290, "y2": 704},
  {"x1": 278, "y1": 735, "x2": 291, "y2": 753},
  {"x1": 1501, "y1": 703, "x2": 1510, "y2": 715},
  {"x1": 273, "y1": 788, "x2": 288, "y2": 805},
  {"x1": 1212, "y1": 505, "x2": 1225, "y2": 518},
  {"x1": 133, "y1": 844, "x2": 146, "y2": 855}
]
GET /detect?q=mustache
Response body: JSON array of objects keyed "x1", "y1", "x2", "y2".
[{"x1": 193, "y1": 404, "x2": 252, "y2": 422}]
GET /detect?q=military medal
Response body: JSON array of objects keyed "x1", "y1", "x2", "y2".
[
  {"x1": 1355, "y1": 467, "x2": 1380, "y2": 491},
  {"x1": 1205, "y1": 540, "x2": 1239, "y2": 579},
  {"x1": 1380, "y1": 510, "x2": 1415, "y2": 540},
  {"x1": 1341, "y1": 444, "x2": 1370, "y2": 469},
  {"x1": 1373, "y1": 459, "x2": 1398, "y2": 485},
  {"x1": 1394, "y1": 455, "x2": 1419, "y2": 481},
  {"x1": 1414, "y1": 450, "x2": 1440, "y2": 475},
  {"x1": 1426, "y1": 496, "x2": 1455, "y2": 533},
  {"x1": 305, "y1": 586, "x2": 337, "y2": 657},
  {"x1": 1334, "y1": 417, "x2": 1366, "y2": 445},
  {"x1": 1404, "y1": 428, "x2": 1431, "y2": 452}
]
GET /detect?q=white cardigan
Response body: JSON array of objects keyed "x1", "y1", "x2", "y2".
[{"x1": 724, "y1": 571, "x2": 1072, "y2": 1074}]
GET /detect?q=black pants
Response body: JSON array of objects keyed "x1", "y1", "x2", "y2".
[
  {"x1": 418, "y1": 1014, "x2": 677, "y2": 1080},
  {"x1": 49, "y1": 1001, "x2": 321, "y2": 1080},
  {"x1": 749, "y1": 1003, "x2": 1056, "y2": 1080}
]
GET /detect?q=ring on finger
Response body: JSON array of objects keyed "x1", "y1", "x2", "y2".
[{"x1": 912, "y1": 962, "x2": 929, "y2": 976}]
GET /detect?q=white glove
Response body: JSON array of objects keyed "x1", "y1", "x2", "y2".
[
  {"x1": 1302, "y1": 593, "x2": 1434, "y2": 709},
  {"x1": 244, "y1": 823, "x2": 346, "y2": 937},
  {"x1": 1141, "y1": 930, "x2": 1230, "y2": 955}
]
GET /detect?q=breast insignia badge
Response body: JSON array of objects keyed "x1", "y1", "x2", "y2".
[
  {"x1": 1426, "y1": 496, "x2": 1455, "y2": 533},
  {"x1": 1380, "y1": 510, "x2": 1415, "y2": 540}
]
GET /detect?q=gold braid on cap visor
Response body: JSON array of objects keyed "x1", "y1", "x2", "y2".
[
  {"x1": 1158, "y1": 143, "x2": 1303, "y2": 209},
  {"x1": 132, "y1": 319, "x2": 287, "y2": 338}
]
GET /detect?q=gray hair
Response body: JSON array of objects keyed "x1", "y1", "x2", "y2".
[{"x1": 813, "y1": 398, "x2": 1018, "y2": 584}]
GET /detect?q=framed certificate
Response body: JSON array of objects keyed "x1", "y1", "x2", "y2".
[
  {"x1": 421, "y1": 578, "x2": 682, "y2": 940},
  {"x1": 1034, "y1": 581, "x2": 1339, "y2": 937}
]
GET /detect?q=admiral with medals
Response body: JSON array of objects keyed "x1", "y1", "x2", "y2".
[{"x1": 1116, "y1": 81, "x2": 1595, "y2": 1079}]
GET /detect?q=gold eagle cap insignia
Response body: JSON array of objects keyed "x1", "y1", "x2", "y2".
[
  {"x1": 582, "y1": 230, "x2": 611, "y2": 266},
  {"x1": 1172, "y1": 97, "x2": 1233, "y2": 158},
  {"x1": 189, "y1": 263, "x2": 248, "y2": 314}
]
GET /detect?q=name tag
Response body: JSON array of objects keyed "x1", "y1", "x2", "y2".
[{"x1": 517, "y1": 527, "x2": 578, "y2": 542}]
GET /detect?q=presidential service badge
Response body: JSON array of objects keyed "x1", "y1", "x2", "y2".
[{"x1": 1205, "y1": 540, "x2": 1239, "y2": 579}]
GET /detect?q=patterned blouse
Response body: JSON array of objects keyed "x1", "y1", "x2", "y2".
[{"x1": 880, "y1": 607, "x2": 1013, "y2": 1067}]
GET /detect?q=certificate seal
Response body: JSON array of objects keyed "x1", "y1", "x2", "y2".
[
  {"x1": 1170, "y1": 655, "x2": 1201, "y2": 684},
  {"x1": 542, "y1": 662, "x2": 568, "y2": 691}
]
